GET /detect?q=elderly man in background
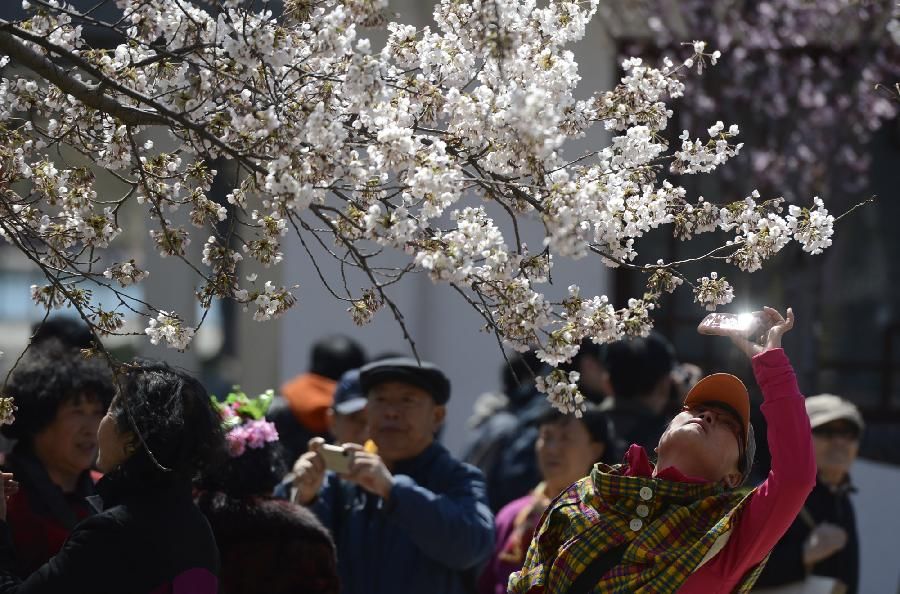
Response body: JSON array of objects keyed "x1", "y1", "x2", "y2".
[
  {"x1": 328, "y1": 369, "x2": 368, "y2": 446},
  {"x1": 289, "y1": 357, "x2": 494, "y2": 594},
  {"x1": 755, "y1": 394, "x2": 864, "y2": 594}
]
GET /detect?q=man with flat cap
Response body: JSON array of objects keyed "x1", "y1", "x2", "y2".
[{"x1": 289, "y1": 357, "x2": 495, "y2": 594}]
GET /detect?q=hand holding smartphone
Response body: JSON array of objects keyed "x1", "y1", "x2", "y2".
[{"x1": 697, "y1": 311, "x2": 773, "y2": 345}]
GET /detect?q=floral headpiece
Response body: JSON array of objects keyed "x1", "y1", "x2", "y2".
[{"x1": 211, "y1": 388, "x2": 279, "y2": 458}]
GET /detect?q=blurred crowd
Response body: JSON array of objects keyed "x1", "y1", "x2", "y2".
[{"x1": 0, "y1": 316, "x2": 882, "y2": 593}]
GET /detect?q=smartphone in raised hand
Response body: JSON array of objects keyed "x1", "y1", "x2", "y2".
[
  {"x1": 698, "y1": 311, "x2": 773, "y2": 344},
  {"x1": 319, "y1": 444, "x2": 353, "y2": 474}
]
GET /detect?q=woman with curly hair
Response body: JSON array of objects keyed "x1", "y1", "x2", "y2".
[
  {"x1": 196, "y1": 390, "x2": 339, "y2": 594},
  {"x1": 0, "y1": 360, "x2": 226, "y2": 594},
  {"x1": 1, "y1": 338, "x2": 114, "y2": 575}
]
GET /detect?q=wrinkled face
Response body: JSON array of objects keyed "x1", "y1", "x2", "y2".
[
  {"x1": 331, "y1": 407, "x2": 368, "y2": 446},
  {"x1": 32, "y1": 394, "x2": 105, "y2": 480},
  {"x1": 95, "y1": 404, "x2": 134, "y2": 474},
  {"x1": 812, "y1": 420, "x2": 859, "y2": 482},
  {"x1": 366, "y1": 381, "x2": 444, "y2": 463},
  {"x1": 536, "y1": 417, "x2": 605, "y2": 493},
  {"x1": 657, "y1": 402, "x2": 743, "y2": 487}
]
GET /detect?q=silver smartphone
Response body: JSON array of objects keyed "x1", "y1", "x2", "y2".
[
  {"x1": 320, "y1": 443, "x2": 353, "y2": 474},
  {"x1": 697, "y1": 311, "x2": 772, "y2": 344}
]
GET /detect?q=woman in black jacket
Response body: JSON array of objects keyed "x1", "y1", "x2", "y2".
[{"x1": 0, "y1": 360, "x2": 226, "y2": 594}]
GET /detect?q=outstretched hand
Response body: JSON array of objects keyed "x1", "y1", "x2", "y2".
[{"x1": 728, "y1": 307, "x2": 794, "y2": 358}]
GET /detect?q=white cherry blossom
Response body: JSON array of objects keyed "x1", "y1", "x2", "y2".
[{"x1": 0, "y1": 0, "x2": 844, "y2": 413}]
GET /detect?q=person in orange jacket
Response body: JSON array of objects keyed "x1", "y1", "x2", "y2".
[{"x1": 267, "y1": 335, "x2": 366, "y2": 462}]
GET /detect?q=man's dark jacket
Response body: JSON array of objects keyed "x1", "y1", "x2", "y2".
[
  {"x1": 304, "y1": 441, "x2": 494, "y2": 594},
  {"x1": 755, "y1": 478, "x2": 859, "y2": 593}
]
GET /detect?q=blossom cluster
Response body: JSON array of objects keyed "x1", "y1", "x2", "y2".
[
  {"x1": 0, "y1": 0, "x2": 842, "y2": 412},
  {"x1": 225, "y1": 419, "x2": 279, "y2": 458},
  {"x1": 103, "y1": 261, "x2": 150, "y2": 287},
  {"x1": 536, "y1": 369, "x2": 584, "y2": 416},
  {"x1": 0, "y1": 397, "x2": 15, "y2": 427},
  {"x1": 214, "y1": 388, "x2": 279, "y2": 457},
  {"x1": 144, "y1": 311, "x2": 195, "y2": 351},
  {"x1": 693, "y1": 272, "x2": 735, "y2": 312},
  {"x1": 0, "y1": 350, "x2": 15, "y2": 426}
]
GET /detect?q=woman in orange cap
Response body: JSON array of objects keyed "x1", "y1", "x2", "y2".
[{"x1": 510, "y1": 307, "x2": 816, "y2": 594}]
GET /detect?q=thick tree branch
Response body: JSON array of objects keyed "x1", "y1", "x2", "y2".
[
  {"x1": 0, "y1": 28, "x2": 168, "y2": 126},
  {"x1": 0, "y1": 20, "x2": 267, "y2": 173}
]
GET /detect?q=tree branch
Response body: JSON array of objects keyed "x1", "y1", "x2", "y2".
[
  {"x1": 0, "y1": 20, "x2": 267, "y2": 173},
  {"x1": 0, "y1": 27, "x2": 168, "y2": 126}
]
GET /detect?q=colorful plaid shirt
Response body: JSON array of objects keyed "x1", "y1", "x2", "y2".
[{"x1": 508, "y1": 458, "x2": 766, "y2": 594}]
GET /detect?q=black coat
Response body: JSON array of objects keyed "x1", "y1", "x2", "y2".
[
  {"x1": 755, "y1": 478, "x2": 859, "y2": 594},
  {"x1": 0, "y1": 455, "x2": 219, "y2": 594}
]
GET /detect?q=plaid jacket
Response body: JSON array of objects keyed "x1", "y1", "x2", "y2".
[{"x1": 508, "y1": 463, "x2": 769, "y2": 594}]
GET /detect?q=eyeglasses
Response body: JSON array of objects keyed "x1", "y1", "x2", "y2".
[
  {"x1": 812, "y1": 426, "x2": 860, "y2": 440},
  {"x1": 685, "y1": 403, "x2": 747, "y2": 481},
  {"x1": 686, "y1": 404, "x2": 743, "y2": 439}
]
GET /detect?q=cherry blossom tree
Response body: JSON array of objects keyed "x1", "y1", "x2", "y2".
[
  {"x1": 603, "y1": 0, "x2": 900, "y2": 204},
  {"x1": 0, "y1": 0, "x2": 842, "y2": 415}
]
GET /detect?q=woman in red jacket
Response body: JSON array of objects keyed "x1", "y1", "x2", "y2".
[
  {"x1": 1, "y1": 338, "x2": 113, "y2": 576},
  {"x1": 510, "y1": 307, "x2": 817, "y2": 594}
]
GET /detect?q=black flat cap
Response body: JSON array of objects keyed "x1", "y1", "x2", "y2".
[{"x1": 359, "y1": 357, "x2": 451, "y2": 405}]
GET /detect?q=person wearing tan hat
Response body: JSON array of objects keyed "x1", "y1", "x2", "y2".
[
  {"x1": 510, "y1": 307, "x2": 817, "y2": 594},
  {"x1": 755, "y1": 394, "x2": 864, "y2": 593}
]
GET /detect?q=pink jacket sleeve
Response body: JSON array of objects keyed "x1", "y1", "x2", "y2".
[{"x1": 710, "y1": 348, "x2": 816, "y2": 575}]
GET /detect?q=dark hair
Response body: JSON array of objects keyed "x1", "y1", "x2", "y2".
[
  {"x1": 572, "y1": 339, "x2": 606, "y2": 367},
  {"x1": 197, "y1": 441, "x2": 288, "y2": 499},
  {"x1": 558, "y1": 340, "x2": 610, "y2": 404},
  {"x1": 536, "y1": 404, "x2": 618, "y2": 464},
  {"x1": 195, "y1": 494, "x2": 339, "y2": 594},
  {"x1": 30, "y1": 316, "x2": 98, "y2": 350},
  {"x1": 310, "y1": 335, "x2": 366, "y2": 380},
  {"x1": 3, "y1": 339, "x2": 114, "y2": 440},
  {"x1": 501, "y1": 350, "x2": 544, "y2": 397},
  {"x1": 604, "y1": 333, "x2": 675, "y2": 400},
  {"x1": 110, "y1": 360, "x2": 226, "y2": 477}
]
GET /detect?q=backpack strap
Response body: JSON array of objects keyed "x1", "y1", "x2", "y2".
[{"x1": 567, "y1": 544, "x2": 628, "y2": 594}]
